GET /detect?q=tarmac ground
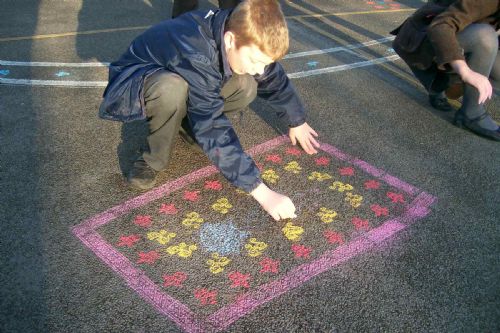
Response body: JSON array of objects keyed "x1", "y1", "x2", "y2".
[{"x1": 1, "y1": 1, "x2": 499, "y2": 332}]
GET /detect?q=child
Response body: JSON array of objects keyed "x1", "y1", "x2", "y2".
[
  {"x1": 99, "y1": 0, "x2": 320, "y2": 221},
  {"x1": 391, "y1": 0, "x2": 499, "y2": 141}
]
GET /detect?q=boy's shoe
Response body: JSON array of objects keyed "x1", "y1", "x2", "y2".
[{"x1": 127, "y1": 157, "x2": 158, "y2": 190}]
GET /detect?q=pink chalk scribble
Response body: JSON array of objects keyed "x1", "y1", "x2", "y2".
[
  {"x1": 228, "y1": 271, "x2": 251, "y2": 289},
  {"x1": 370, "y1": 204, "x2": 389, "y2": 217},
  {"x1": 194, "y1": 288, "x2": 217, "y2": 305},
  {"x1": 364, "y1": 180, "x2": 381, "y2": 190},
  {"x1": 163, "y1": 272, "x2": 188, "y2": 287},
  {"x1": 134, "y1": 215, "x2": 152, "y2": 227},
  {"x1": 323, "y1": 230, "x2": 344, "y2": 245},
  {"x1": 137, "y1": 251, "x2": 160, "y2": 264},
  {"x1": 259, "y1": 258, "x2": 280, "y2": 274},
  {"x1": 117, "y1": 234, "x2": 141, "y2": 247},
  {"x1": 184, "y1": 190, "x2": 200, "y2": 202},
  {"x1": 265, "y1": 154, "x2": 282, "y2": 163},
  {"x1": 159, "y1": 203, "x2": 178, "y2": 215},
  {"x1": 205, "y1": 180, "x2": 223, "y2": 191},
  {"x1": 291, "y1": 244, "x2": 312, "y2": 259}
]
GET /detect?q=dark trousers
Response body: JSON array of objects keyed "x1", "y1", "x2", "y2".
[
  {"x1": 172, "y1": 0, "x2": 240, "y2": 18},
  {"x1": 142, "y1": 71, "x2": 257, "y2": 171},
  {"x1": 410, "y1": 23, "x2": 499, "y2": 117}
]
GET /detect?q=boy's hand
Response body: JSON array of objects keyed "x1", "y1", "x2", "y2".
[
  {"x1": 289, "y1": 122, "x2": 320, "y2": 154},
  {"x1": 250, "y1": 183, "x2": 297, "y2": 221}
]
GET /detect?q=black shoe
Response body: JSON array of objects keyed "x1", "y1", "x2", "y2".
[
  {"x1": 429, "y1": 94, "x2": 454, "y2": 112},
  {"x1": 127, "y1": 158, "x2": 158, "y2": 190},
  {"x1": 454, "y1": 112, "x2": 500, "y2": 141}
]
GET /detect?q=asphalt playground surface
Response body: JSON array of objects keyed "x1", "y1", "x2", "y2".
[{"x1": 1, "y1": 1, "x2": 499, "y2": 332}]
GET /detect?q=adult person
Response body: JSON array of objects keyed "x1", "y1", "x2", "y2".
[
  {"x1": 392, "y1": 0, "x2": 499, "y2": 141},
  {"x1": 99, "y1": 0, "x2": 320, "y2": 221}
]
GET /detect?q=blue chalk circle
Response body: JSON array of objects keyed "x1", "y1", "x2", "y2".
[
  {"x1": 199, "y1": 220, "x2": 249, "y2": 255},
  {"x1": 307, "y1": 61, "x2": 319, "y2": 69},
  {"x1": 0, "y1": 69, "x2": 10, "y2": 76},
  {"x1": 55, "y1": 71, "x2": 70, "y2": 77}
]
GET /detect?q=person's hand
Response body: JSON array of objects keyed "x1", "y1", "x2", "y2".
[
  {"x1": 250, "y1": 183, "x2": 297, "y2": 221},
  {"x1": 451, "y1": 60, "x2": 493, "y2": 104},
  {"x1": 288, "y1": 122, "x2": 320, "y2": 154}
]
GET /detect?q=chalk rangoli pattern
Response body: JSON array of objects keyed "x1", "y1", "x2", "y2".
[{"x1": 73, "y1": 136, "x2": 436, "y2": 333}]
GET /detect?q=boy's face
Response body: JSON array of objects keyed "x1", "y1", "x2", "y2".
[{"x1": 224, "y1": 32, "x2": 274, "y2": 76}]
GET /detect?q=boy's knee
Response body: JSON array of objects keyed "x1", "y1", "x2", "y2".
[
  {"x1": 150, "y1": 72, "x2": 188, "y2": 98},
  {"x1": 145, "y1": 72, "x2": 188, "y2": 119},
  {"x1": 238, "y1": 74, "x2": 257, "y2": 104}
]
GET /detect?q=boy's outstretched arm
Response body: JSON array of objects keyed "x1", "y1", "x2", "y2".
[
  {"x1": 250, "y1": 183, "x2": 297, "y2": 221},
  {"x1": 289, "y1": 122, "x2": 320, "y2": 154}
]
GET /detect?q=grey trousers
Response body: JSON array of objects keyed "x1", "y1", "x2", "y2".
[{"x1": 142, "y1": 71, "x2": 257, "y2": 171}]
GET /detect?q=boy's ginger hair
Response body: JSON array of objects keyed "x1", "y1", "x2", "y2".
[{"x1": 225, "y1": 0, "x2": 289, "y2": 60}]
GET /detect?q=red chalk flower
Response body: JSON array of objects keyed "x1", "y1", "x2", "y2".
[
  {"x1": 315, "y1": 157, "x2": 330, "y2": 166},
  {"x1": 204, "y1": 180, "x2": 223, "y2": 191},
  {"x1": 228, "y1": 271, "x2": 251, "y2": 288},
  {"x1": 339, "y1": 167, "x2": 354, "y2": 176},
  {"x1": 370, "y1": 204, "x2": 389, "y2": 217},
  {"x1": 291, "y1": 244, "x2": 312, "y2": 259},
  {"x1": 117, "y1": 234, "x2": 141, "y2": 247},
  {"x1": 286, "y1": 147, "x2": 302, "y2": 156},
  {"x1": 163, "y1": 272, "x2": 188, "y2": 287},
  {"x1": 387, "y1": 192, "x2": 405, "y2": 203},
  {"x1": 134, "y1": 215, "x2": 152, "y2": 227},
  {"x1": 323, "y1": 230, "x2": 344, "y2": 245},
  {"x1": 265, "y1": 154, "x2": 282, "y2": 163},
  {"x1": 364, "y1": 180, "x2": 381, "y2": 190},
  {"x1": 194, "y1": 288, "x2": 217, "y2": 305},
  {"x1": 352, "y1": 217, "x2": 370, "y2": 231},
  {"x1": 259, "y1": 258, "x2": 280, "y2": 274},
  {"x1": 184, "y1": 190, "x2": 200, "y2": 202},
  {"x1": 137, "y1": 251, "x2": 160, "y2": 264},
  {"x1": 159, "y1": 203, "x2": 178, "y2": 215}
]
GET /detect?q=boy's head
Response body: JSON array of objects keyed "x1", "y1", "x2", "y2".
[{"x1": 224, "y1": 0, "x2": 289, "y2": 75}]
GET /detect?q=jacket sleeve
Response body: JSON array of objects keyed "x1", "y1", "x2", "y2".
[
  {"x1": 175, "y1": 55, "x2": 262, "y2": 193},
  {"x1": 427, "y1": 0, "x2": 499, "y2": 69},
  {"x1": 255, "y1": 62, "x2": 307, "y2": 128}
]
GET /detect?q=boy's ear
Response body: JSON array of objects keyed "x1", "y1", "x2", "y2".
[{"x1": 223, "y1": 31, "x2": 236, "y2": 50}]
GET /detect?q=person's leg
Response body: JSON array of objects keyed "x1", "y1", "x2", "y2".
[
  {"x1": 221, "y1": 73, "x2": 257, "y2": 113},
  {"x1": 218, "y1": 0, "x2": 240, "y2": 9},
  {"x1": 489, "y1": 44, "x2": 500, "y2": 93},
  {"x1": 455, "y1": 23, "x2": 499, "y2": 136},
  {"x1": 128, "y1": 70, "x2": 188, "y2": 189},
  {"x1": 172, "y1": 0, "x2": 198, "y2": 18},
  {"x1": 409, "y1": 65, "x2": 454, "y2": 111}
]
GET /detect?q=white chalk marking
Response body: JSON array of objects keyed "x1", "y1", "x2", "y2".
[
  {"x1": 0, "y1": 37, "x2": 400, "y2": 87},
  {"x1": 0, "y1": 60, "x2": 110, "y2": 67},
  {"x1": 287, "y1": 55, "x2": 400, "y2": 79},
  {"x1": 0, "y1": 78, "x2": 107, "y2": 87},
  {"x1": 284, "y1": 36, "x2": 395, "y2": 59}
]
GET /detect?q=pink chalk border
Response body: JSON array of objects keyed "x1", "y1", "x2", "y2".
[{"x1": 72, "y1": 135, "x2": 436, "y2": 333}]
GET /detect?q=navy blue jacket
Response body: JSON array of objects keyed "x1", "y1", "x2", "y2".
[{"x1": 99, "y1": 9, "x2": 307, "y2": 192}]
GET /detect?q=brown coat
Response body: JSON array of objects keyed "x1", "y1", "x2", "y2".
[{"x1": 392, "y1": 0, "x2": 500, "y2": 71}]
